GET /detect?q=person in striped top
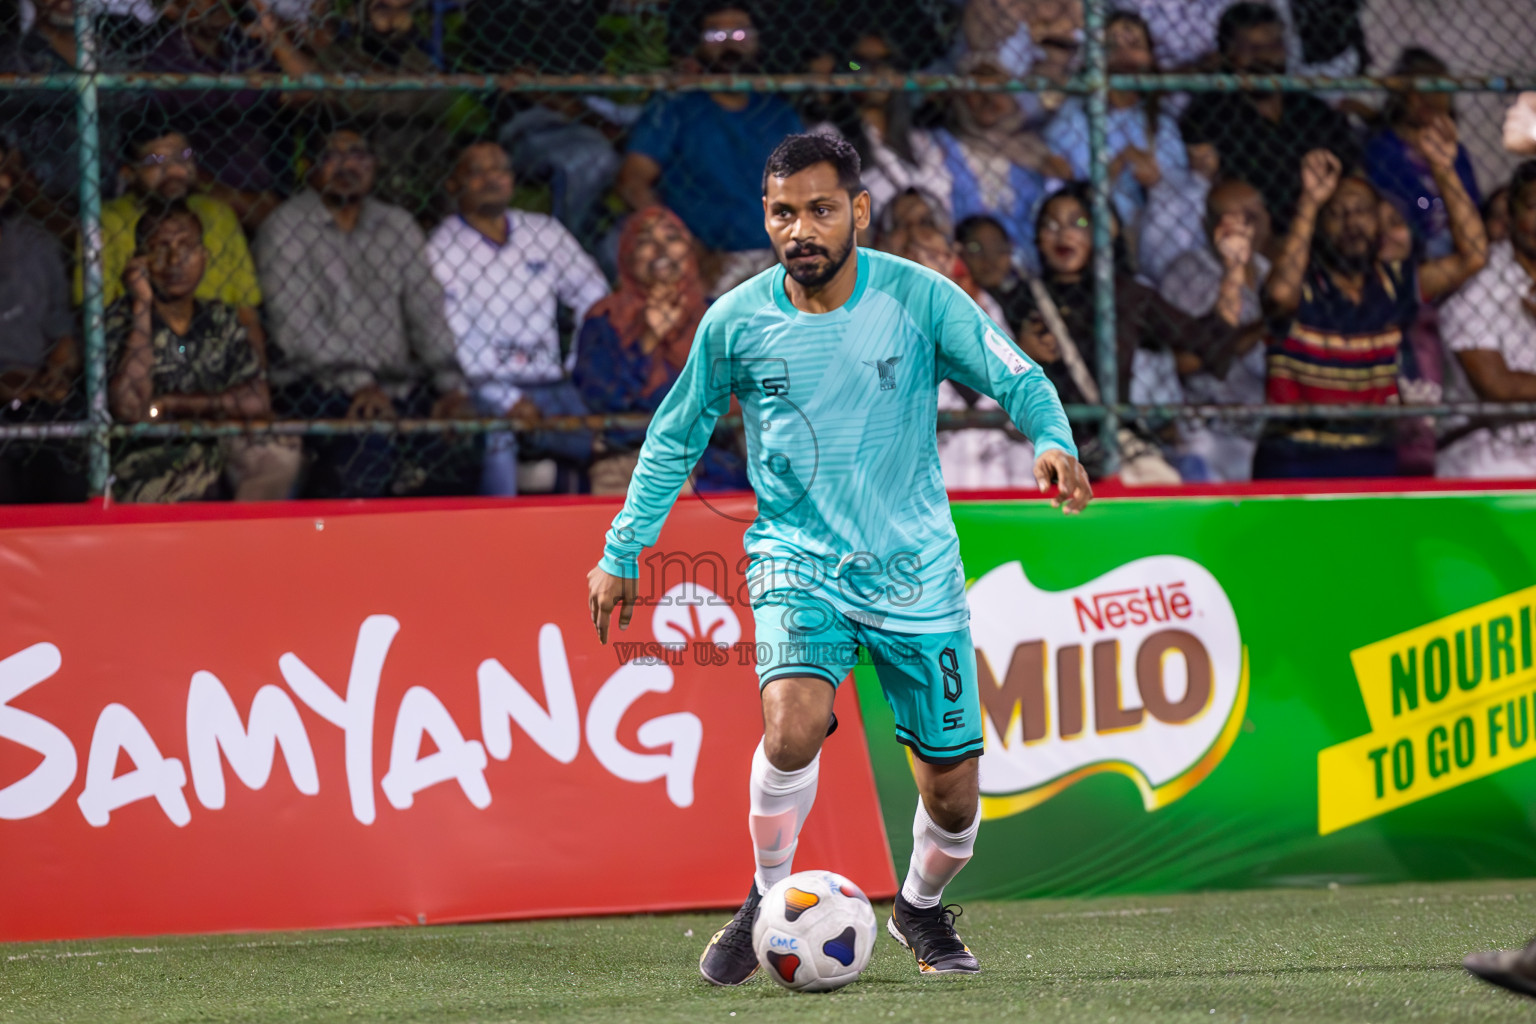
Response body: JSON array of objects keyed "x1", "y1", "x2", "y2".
[{"x1": 1257, "y1": 117, "x2": 1487, "y2": 479}]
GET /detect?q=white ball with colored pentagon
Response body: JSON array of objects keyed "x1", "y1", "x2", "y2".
[{"x1": 752, "y1": 870, "x2": 878, "y2": 992}]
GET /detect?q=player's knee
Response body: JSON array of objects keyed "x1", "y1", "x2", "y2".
[
  {"x1": 761, "y1": 715, "x2": 823, "y2": 772},
  {"x1": 926, "y1": 793, "x2": 978, "y2": 834},
  {"x1": 761, "y1": 728, "x2": 821, "y2": 772},
  {"x1": 920, "y1": 765, "x2": 980, "y2": 832},
  {"x1": 760, "y1": 678, "x2": 833, "y2": 771}
]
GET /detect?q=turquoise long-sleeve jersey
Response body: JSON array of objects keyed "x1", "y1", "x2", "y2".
[{"x1": 598, "y1": 247, "x2": 1076, "y2": 634}]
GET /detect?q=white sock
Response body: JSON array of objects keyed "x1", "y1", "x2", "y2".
[
  {"x1": 747, "y1": 739, "x2": 820, "y2": 894},
  {"x1": 901, "y1": 798, "x2": 980, "y2": 909}
]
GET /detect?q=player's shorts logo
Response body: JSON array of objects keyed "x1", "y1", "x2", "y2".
[{"x1": 861, "y1": 355, "x2": 901, "y2": 391}]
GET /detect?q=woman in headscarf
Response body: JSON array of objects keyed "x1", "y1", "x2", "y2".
[
  {"x1": 933, "y1": 53, "x2": 1071, "y2": 274},
  {"x1": 573, "y1": 206, "x2": 746, "y2": 495}
]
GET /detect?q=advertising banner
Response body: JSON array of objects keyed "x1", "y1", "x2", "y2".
[
  {"x1": 0, "y1": 498, "x2": 895, "y2": 943},
  {"x1": 9, "y1": 486, "x2": 1536, "y2": 942},
  {"x1": 858, "y1": 491, "x2": 1536, "y2": 899}
]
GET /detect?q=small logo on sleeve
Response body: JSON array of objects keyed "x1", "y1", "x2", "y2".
[
  {"x1": 862, "y1": 355, "x2": 901, "y2": 391},
  {"x1": 984, "y1": 328, "x2": 1033, "y2": 376}
]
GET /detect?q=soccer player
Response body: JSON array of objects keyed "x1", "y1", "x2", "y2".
[{"x1": 586, "y1": 133, "x2": 1090, "y2": 982}]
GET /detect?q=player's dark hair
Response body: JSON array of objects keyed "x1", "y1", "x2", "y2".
[
  {"x1": 134, "y1": 197, "x2": 202, "y2": 254},
  {"x1": 1509, "y1": 161, "x2": 1536, "y2": 211},
  {"x1": 1216, "y1": 2, "x2": 1281, "y2": 57},
  {"x1": 762, "y1": 133, "x2": 863, "y2": 198}
]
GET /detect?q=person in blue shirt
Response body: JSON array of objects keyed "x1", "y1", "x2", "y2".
[
  {"x1": 616, "y1": 3, "x2": 803, "y2": 294},
  {"x1": 587, "y1": 133, "x2": 1089, "y2": 984},
  {"x1": 1044, "y1": 11, "x2": 1189, "y2": 239}
]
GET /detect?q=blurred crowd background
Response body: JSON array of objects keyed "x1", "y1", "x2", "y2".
[{"x1": 0, "y1": 0, "x2": 1534, "y2": 502}]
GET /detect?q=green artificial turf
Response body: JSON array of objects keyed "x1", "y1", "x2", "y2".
[{"x1": 7, "y1": 879, "x2": 1536, "y2": 1023}]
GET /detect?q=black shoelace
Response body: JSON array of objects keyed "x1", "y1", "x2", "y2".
[
  {"x1": 715, "y1": 897, "x2": 760, "y2": 955},
  {"x1": 910, "y1": 903, "x2": 968, "y2": 956}
]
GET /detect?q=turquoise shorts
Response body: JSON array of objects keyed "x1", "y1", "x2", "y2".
[{"x1": 751, "y1": 588, "x2": 984, "y2": 765}]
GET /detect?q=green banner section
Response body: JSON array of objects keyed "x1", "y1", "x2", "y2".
[{"x1": 854, "y1": 493, "x2": 1536, "y2": 899}]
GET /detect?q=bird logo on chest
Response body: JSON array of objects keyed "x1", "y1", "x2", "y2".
[{"x1": 862, "y1": 355, "x2": 901, "y2": 391}]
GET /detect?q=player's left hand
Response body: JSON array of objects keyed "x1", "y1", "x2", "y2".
[{"x1": 1034, "y1": 448, "x2": 1092, "y2": 514}]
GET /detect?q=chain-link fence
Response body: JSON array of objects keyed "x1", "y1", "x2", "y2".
[{"x1": 0, "y1": 0, "x2": 1533, "y2": 502}]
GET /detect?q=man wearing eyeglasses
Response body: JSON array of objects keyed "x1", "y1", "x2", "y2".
[
  {"x1": 616, "y1": 2, "x2": 802, "y2": 297},
  {"x1": 86, "y1": 112, "x2": 264, "y2": 350},
  {"x1": 256, "y1": 127, "x2": 478, "y2": 498}
]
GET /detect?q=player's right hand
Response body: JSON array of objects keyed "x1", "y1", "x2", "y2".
[
  {"x1": 588, "y1": 565, "x2": 638, "y2": 644},
  {"x1": 1034, "y1": 449, "x2": 1093, "y2": 515}
]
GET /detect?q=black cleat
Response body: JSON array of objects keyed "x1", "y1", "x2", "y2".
[
  {"x1": 887, "y1": 894, "x2": 980, "y2": 975},
  {"x1": 1465, "y1": 937, "x2": 1536, "y2": 999},
  {"x1": 699, "y1": 882, "x2": 763, "y2": 986}
]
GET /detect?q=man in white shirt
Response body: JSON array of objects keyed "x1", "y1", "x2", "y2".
[
  {"x1": 429, "y1": 141, "x2": 610, "y2": 495},
  {"x1": 1437, "y1": 160, "x2": 1536, "y2": 479}
]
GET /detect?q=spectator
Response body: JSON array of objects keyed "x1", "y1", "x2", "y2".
[
  {"x1": 0, "y1": 0, "x2": 128, "y2": 235},
  {"x1": 1259, "y1": 133, "x2": 1487, "y2": 479},
  {"x1": 106, "y1": 200, "x2": 279, "y2": 502},
  {"x1": 87, "y1": 112, "x2": 265, "y2": 352},
  {"x1": 573, "y1": 206, "x2": 746, "y2": 496},
  {"x1": 1139, "y1": 135, "x2": 1220, "y2": 283},
  {"x1": 1377, "y1": 193, "x2": 1445, "y2": 476},
  {"x1": 1438, "y1": 161, "x2": 1536, "y2": 478},
  {"x1": 1045, "y1": 10, "x2": 1191, "y2": 274},
  {"x1": 897, "y1": 217, "x2": 1036, "y2": 488},
  {"x1": 1131, "y1": 0, "x2": 1363, "y2": 78},
  {"x1": 616, "y1": 2, "x2": 803, "y2": 295},
  {"x1": 952, "y1": 0, "x2": 1080, "y2": 130},
  {"x1": 1158, "y1": 180, "x2": 1273, "y2": 482},
  {"x1": 1121, "y1": 0, "x2": 1231, "y2": 71},
  {"x1": 141, "y1": 0, "x2": 315, "y2": 225},
  {"x1": 256, "y1": 128, "x2": 477, "y2": 498},
  {"x1": 1179, "y1": 2, "x2": 1360, "y2": 237},
  {"x1": 1365, "y1": 48, "x2": 1482, "y2": 261},
  {"x1": 934, "y1": 54, "x2": 1070, "y2": 274},
  {"x1": 1485, "y1": 185, "x2": 1511, "y2": 244},
  {"x1": 429, "y1": 141, "x2": 607, "y2": 495},
  {"x1": 97, "y1": 113, "x2": 305, "y2": 499},
  {"x1": 309, "y1": 0, "x2": 473, "y2": 223},
  {"x1": 813, "y1": 32, "x2": 952, "y2": 232},
  {"x1": 902, "y1": 222, "x2": 1012, "y2": 334},
  {"x1": 1015, "y1": 182, "x2": 1249, "y2": 478},
  {"x1": 0, "y1": 145, "x2": 85, "y2": 503},
  {"x1": 957, "y1": 213, "x2": 1032, "y2": 336},
  {"x1": 873, "y1": 186, "x2": 953, "y2": 256}
]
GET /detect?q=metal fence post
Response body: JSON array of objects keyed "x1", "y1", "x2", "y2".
[
  {"x1": 1083, "y1": 0, "x2": 1119, "y2": 474},
  {"x1": 74, "y1": 7, "x2": 109, "y2": 496}
]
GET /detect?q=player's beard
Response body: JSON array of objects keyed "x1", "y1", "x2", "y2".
[{"x1": 781, "y1": 229, "x2": 855, "y2": 288}]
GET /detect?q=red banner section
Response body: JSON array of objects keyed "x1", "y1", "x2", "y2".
[{"x1": 0, "y1": 498, "x2": 896, "y2": 942}]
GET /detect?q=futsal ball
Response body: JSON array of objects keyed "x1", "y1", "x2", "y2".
[{"x1": 752, "y1": 870, "x2": 879, "y2": 992}]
